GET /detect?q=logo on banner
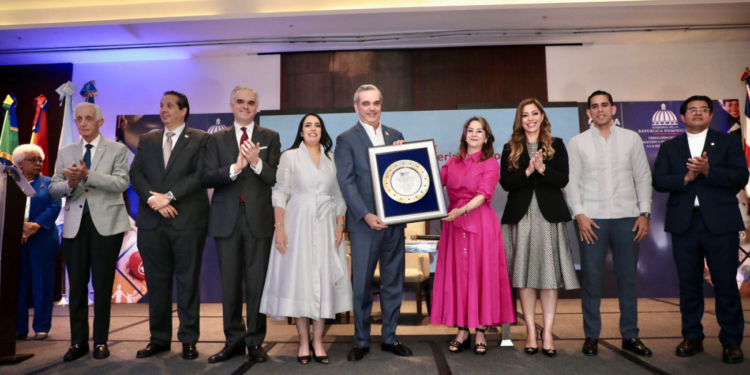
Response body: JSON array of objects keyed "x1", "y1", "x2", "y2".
[
  {"x1": 652, "y1": 104, "x2": 679, "y2": 128},
  {"x1": 208, "y1": 118, "x2": 228, "y2": 134}
]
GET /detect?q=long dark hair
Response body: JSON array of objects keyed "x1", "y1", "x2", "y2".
[
  {"x1": 456, "y1": 116, "x2": 495, "y2": 161},
  {"x1": 288, "y1": 113, "x2": 333, "y2": 158}
]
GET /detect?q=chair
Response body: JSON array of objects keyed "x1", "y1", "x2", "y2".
[{"x1": 372, "y1": 252, "x2": 431, "y2": 324}]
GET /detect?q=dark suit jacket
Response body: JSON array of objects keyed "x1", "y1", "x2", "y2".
[
  {"x1": 26, "y1": 175, "x2": 61, "y2": 247},
  {"x1": 202, "y1": 124, "x2": 281, "y2": 238},
  {"x1": 500, "y1": 137, "x2": 571, "y2": 224},
  {"x1": 335, "y1": 123, "x2": 406, "y2": 233},
  {"x1": 652, "y1": 128, "x2": 749, "y2": 234},
  {"x1": 129, "y1": 126, "x2": 210, "y2": 231}
]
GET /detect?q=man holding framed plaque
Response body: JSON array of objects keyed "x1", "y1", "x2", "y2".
[{"x1": 335, "y1": 84, "x2": 413, "y2": 361}]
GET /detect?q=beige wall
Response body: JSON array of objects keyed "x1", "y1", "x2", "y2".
[{"x1": 546, "y1": 41, "x2": 750, "y2": 106}]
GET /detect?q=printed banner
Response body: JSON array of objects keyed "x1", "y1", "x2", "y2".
[{"x1": 577, "y1": 100, "x2": 750, "y2": 298}]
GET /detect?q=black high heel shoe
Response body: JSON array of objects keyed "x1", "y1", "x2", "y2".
[
  {"x1": 297, "y1": 342, "x2": 311, "y2": 364},
  {"x1": 448, "y1": 327, "x2": 471, "y2": 353},
  {"x1": 311, "y1": 341, "x2": 329, "y2": 364},
  {"x1": 524, "y1": 328, "x2": 539, "y2": 355},
  {"x1": 540, "y1": 328, "x2": 556, "y2": 357},
  {"x1": 474, "y1": 327, "x2": 487, "y2": 355}
]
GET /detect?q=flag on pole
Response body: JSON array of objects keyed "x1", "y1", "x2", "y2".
[
  {"x1": 80, "y1": 80, "x2": 98, "y2": 103},
  {"x1": 30, "y1": 95, "x2": 50, "y2": 175},
  {"x1": 743, "y1": 69, "x2": 750, "y2": 164},
  {"x1": 0, "y1": 94, "x2": 19, "y2": 165},
  {"x1": 56, "y1": 81, "x2": 78, "y2": 149}
]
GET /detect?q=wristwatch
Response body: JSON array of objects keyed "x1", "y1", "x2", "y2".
[
  {"x1": 639, "y1": 212, "x2": 651, "y2": 219},
  {"x1": 166, "y1": 191, "x2": 175, "y2": 201}
]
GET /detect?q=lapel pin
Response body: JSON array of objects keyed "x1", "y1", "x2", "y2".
[
  {"x1": 40, "y1": 184, "x2": 44, "y2": 188},
  {"x1": 385, "y1": 131, "x2": 389, "y2": 136},
  {"x1": 711, "y1": 142, "x2": 715, "y2": 146},
  {"x1": 185, "y1": 134, "x2": 189, "y2": 138}
]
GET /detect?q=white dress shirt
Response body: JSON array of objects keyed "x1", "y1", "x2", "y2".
[
  {"x1": 229, "y1": 121, "x2": 263, "y2": 180},
  {"x1": 147, "y1": 125, "x2": 185, "y2": 202},
  {"x1": 162, "y1": 123, "x2": 185, "y2": 150},
  {"x1": 359, "y1": 121, "x2": 385, "y2": 146},
  {"x1": 565, "y1": 125, "x2": 653, "y2": 219},
  {"x1": 82, "y1": 134, "x2": 102, "y2": 159},
  {"x1": 686, "y1": 128, "x2": 708, "y2": 207}
]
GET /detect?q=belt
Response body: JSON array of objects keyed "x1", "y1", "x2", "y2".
[{"x1": 692, "y1": 206, "x2": 701, "y2": 215}]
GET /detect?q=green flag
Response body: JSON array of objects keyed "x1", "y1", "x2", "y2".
[{"x1": 0, "y1": 94, "x2": 19, "y2": 165}]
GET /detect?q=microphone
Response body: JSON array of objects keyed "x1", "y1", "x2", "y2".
[{"x1": 409, "y1": 234, "x2": 440, "y2": 241}]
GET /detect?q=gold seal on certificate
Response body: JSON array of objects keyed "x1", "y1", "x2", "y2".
[{"x1": 382, "y1": 160, "x2": 430, "y2": 203}]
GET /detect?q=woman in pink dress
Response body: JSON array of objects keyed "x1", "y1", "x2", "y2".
[{"x1": 431, "y1": 116, "x2": 516, "y2": 355}]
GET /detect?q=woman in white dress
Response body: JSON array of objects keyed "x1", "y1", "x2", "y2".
[{"x1": 260, "y1": 113, "x2": 353, "y2": 365}]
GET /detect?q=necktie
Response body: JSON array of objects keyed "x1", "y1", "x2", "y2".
[
  {"x1": 239, "y1": 127, "x2": 248, "y2": 203},
  {"x1": 82, "y1": 144, "x2": 92, "y2": 214},
  {"x1": 163, "y1": 132, "x2": 174, "y2": 168}
]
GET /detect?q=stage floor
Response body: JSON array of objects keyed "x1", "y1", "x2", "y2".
[{"x1": 5, "y1": 298, "x2": 750, "y2": 374}]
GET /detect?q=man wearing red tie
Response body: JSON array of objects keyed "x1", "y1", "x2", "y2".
[{"x1": 202, "y1": 86, "x2": 281, "y2": 364}]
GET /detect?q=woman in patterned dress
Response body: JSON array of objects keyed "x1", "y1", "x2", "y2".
[
  {"x1": 500, "y1": 99, "x2": 580, "y2": 357},
  {"x1": 431, "y1": 117, "x2": 515, "y2": 355}
]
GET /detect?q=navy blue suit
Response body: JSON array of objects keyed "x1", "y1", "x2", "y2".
[
  {"x1": 653, "y1": 128, "x2": 747, "y2": 346},
  {"x1": 16, "y1": 175, "x2": 62, "y2": 336},
  {"x1": 335, "y1": 123, "x2": 406, "y2": 346}
]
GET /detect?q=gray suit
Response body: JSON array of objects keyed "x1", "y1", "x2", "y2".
[
  {"x1": 49, "y1": 135, "x2": 130, "y2": 346},
  {"x1": 50, "y1": 137, "x2": 130, "y2": 238},
  {"x1": 335, "y1": 123, "x2": 406, "y2": 347}
]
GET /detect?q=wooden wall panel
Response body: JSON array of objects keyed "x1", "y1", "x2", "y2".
[{"x1": 281, "y1": 46, "x2": 547, "y2": 112}]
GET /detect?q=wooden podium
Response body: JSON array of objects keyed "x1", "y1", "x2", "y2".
[{"x1": 0, "y1": 165, "x2": 36, "y2": 365}]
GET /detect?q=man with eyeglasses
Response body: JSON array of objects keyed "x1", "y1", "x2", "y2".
[{"x1": 653, "y1": 95, "x2": 746, "y2": 364}]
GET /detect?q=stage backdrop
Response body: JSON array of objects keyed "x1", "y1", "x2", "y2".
[
  {"x1": 576, "y1": 99, "x2": 750, "y2": 299},
  {"x1": 115, "y1": 105, "x2": 581, "y2": 303}
]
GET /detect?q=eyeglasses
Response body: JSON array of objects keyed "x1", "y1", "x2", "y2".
[
  {"x1": 26, "y1": 157, "x2": 44, "y2": 164},
  {"x1": 686, "y1": 107, "x2": 710, "y2": 115}
]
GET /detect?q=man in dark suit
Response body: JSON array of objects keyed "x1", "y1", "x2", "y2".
[
  {"x1": 335, "y1": 84, "x2": 412, "y2": 361},
  {"x1": 130, "y1": 91, "x2": 209, "y2": 360},
  {"x1": 202, "y1": 86, "x2": 281, "y2": 364},
  {"x1": 653, "y1": 95, "x2": 746, "y2": 364}
]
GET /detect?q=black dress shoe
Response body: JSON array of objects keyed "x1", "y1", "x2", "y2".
[
  {"x1": 63, "y1": 344, "x2": 89, "y2": 362},
  {"x1": 347, "y1": 345, "x2": 370, "y2": 361},
  {"x1": 622, "y1": 337, "x2": 652, "y2": 357},
  {"x1": 675, "y1": 339, "x2": 703, "y2": 357},
  {"x1": 136, "y1": 342, "x2": 171, "y2": 358},
  {"x1": 582, "y1": 338, "x2": 598, "y2": 356},
  {"x1": 15, "y1": 333, "x2": 28, "y2": 340},
  {"x1": 381, "y1": 341, "x2": 413, "y2": 357},
  {"x1": 722, "y1": 346, "x2": 744, "y2": 364},
  {"x1": 182, "y1": 344, "x2": 199, "y2": 360},
  {"x1": 248, "y1": 344, "x2": 269, "y2": 363},
  {"x1": 311, "y1": 341, "x2": 329, "y2": 364},
  {"x1": 208, "y1": 345, "x2": 245, "y2": 363},
  {"x1": 93, "y1": 344, "x2": 110, "y2": 359}
]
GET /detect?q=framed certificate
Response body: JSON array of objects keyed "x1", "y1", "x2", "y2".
[{"x1": 369, "y1": 140, "x2": 447, "y2": 225}]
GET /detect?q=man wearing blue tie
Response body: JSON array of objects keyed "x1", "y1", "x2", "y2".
[
  {"x1": 335, "y1": 84, "x2": 412, "y2": 361},
  {"x1": 49, "y1": 102, "x2": 130, "y2": 362}
]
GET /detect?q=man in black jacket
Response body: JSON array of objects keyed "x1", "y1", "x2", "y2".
[
  {"x1": 202, "y1": 86, "x2": 281, "y2": 364},
  {"x1": 130, "y1": 91, "x2": 209, "y2": 360},
  {"x1": 653, "y1": 95, "x2": 746, "y2": 364}
]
